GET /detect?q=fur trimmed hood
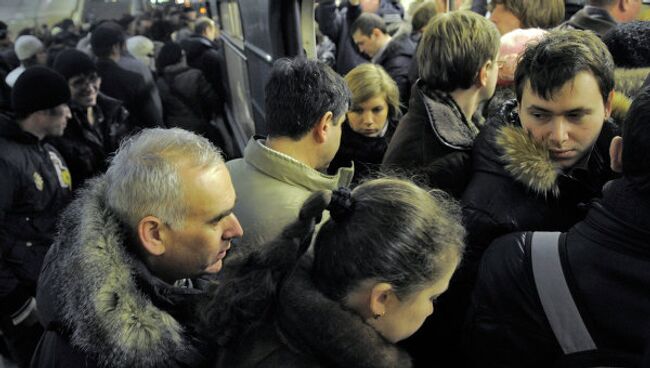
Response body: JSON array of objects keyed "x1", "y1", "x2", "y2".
[
  {"x1": 475, "y1": 100, "x2": 617, "y2": 197},
  {"x1": 37, "y1": 176, "x2": 205, "y2": 367},
  {"x1": 276, "y1": 259, "x2": 412, "y2": 368}
]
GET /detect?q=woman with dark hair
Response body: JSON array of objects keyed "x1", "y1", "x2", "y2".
[{"x1": 199, "y1": 177, "x2": 465, "y2": 367}]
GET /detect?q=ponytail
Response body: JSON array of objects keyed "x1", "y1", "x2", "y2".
[{"x1": 196, "y1": 190, "x2": 333, "y2": 345}]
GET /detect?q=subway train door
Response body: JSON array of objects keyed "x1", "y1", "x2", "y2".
[{"x1": 216, "y1": 0, "x2": 316, "y2": 156}]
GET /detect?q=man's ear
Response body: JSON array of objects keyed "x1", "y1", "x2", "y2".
[
  {"x1": 138, "y1": 216, "x2": 168, "y2": 256},
  {"x1": 609, "y1": 136, "x2": 623, "y2": 173},
  {"x1": 371, "y1": 28, "x2": 382, "y2": 39},
  {"x1": 313, "y1": 111, "x2": 333, "y2": 144},
  {"x1": 476, "y1": 60, "x2": 491, "y2": 88},
  {"x1": 369, "y1": 282, "x2": 393, "y2": 318},
  {"x1": 604, "y1": 90, "x2": 615, "y2": 119}
]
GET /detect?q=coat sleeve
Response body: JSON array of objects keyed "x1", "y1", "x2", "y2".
[
  {"x1": 464, "y1": 232, "x2": 562, "y2": 367},
  {"x1": 134, "y1": 76, "x2": 164, "y2": 128}
]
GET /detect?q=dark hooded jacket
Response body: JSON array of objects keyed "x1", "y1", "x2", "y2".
[
  {"x1": 48, "y1": 93, "x2": 130, "y2": 189},
  {"x1": 216, "y1": 257, "x2": 413, "y2": 368},
  {"x1": 157, "y1": 63, "x2": 220, "y2": 135},
  {"x1": 382, "y1": 82, "x2": 481, "y2": 198},
  {"x1": 557, "y1": 5, "x2": 617, "y2": 38},
  {"x1": 180, "y1": 35, "x2": 226, "y2": 116},
  {"x1": 0, "y1": 113, "x2": 72, "y2": 316},
  {"x1": 315, "y1": 0, "x2": 404, "y2": 75},
  {"x1": 32, "y1": 176, "x2": 212, "y2": 368},
  {"x1": 375, "y1": 33, "x2": 416, "y2": 108},
  {"x1": 465, "y1": 177, "x2": 650, "y2": 367}
]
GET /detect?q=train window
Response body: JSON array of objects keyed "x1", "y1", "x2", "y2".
[{"x1": 220, "y1": 1, "x2": 243, "y2": 47}]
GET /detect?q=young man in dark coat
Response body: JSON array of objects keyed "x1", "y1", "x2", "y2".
[
  {"x1": 465, "y1": 85, "x2": 650, "y2": 368},
  {"x1": 351, "y1": 13, "x2": 415, "y2": 108},
  {"x1": 382, "y1": 11, "x2": 500, "y2": 198},
  {"x1": 0, "y1": 66, "x2": 72, "y2": 367},
  {"x1": 50, "y1": 48, "x2": 131, "y2": 189},
  {"x1": 316, "y1": 0, "x2": 404, "y2": 75},
  {"x1": 32, "y1": 128, "x2": 244, "y2": 368},
  {"x1": 91, "y1": 22, "x2": 163, "y2": 129}
]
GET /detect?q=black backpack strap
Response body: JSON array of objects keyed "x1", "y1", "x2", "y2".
[{"x1": 530, "y1": 231, "x2": 597, "y2": 354}]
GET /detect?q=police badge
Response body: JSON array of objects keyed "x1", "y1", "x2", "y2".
[{"x1": 33, "y1": 172, "x2": 44, "y2": 191}]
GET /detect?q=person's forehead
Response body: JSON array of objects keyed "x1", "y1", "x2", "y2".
[{"x1": 522, "y1": 72, "x2": 604, "y2": 108}]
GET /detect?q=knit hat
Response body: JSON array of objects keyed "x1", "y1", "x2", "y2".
[
  {"x1": 498, "y1": 28, "x2": 547, "y2": 86},
  {"x1": 14, "y1": 35, "x2": 44, "y2": 61},
  {"x1": 126, "y1": 36, "x2": 154, "y2": 62},
  {"x1": 603, "y1": 21, "x2": 650, "y2": 68},
  {"x1": 90, "y1": 22, "x2": 125, "y2": 55},
  {"x1": 53, "y1": 49, "x2": 97, "y2": 80},
  {"x1": 12, "y1": 66, "x2": 71, "y2": 115},
  {"x1": 156, "y1": 42, "x2": 183, "y2": 71}
]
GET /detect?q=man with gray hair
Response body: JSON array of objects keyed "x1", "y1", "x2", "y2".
[{"x1": 32, "y1": 128, "x2": 244, "y2": 367}]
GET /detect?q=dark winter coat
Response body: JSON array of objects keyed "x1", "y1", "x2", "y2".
[
  {"x1": 465, "y1": 177, "x2": 650, "y2": 367},
  {"x1": 48, "y1": 94, "x2": 130, "y2": 189},
  {"x1": 157, "y1": 63, "x2": 220, "y2": 135},
  {"x1": 316, "y1": 0, "x2": 404, "y2": 75},
  {"x1": 328, "y1": 119, "x2": 396, "y2": 183},
  {"x1": 400, "y1": 100, "x2": 618, "y2": 368},
  {"x1": 32, "y1": 176, "x2": 212, "y2": 368},
  {"x1": 216, "y1": 257, "x2": 413, "y2": 368},
  {"x1": 375, "y1": 34, "x2": 416, "y2": 108},
  {"x1": 0, "y1": 113, "x2": 72, "y2": 316},
  {"x1": 382, "y1": 82, "x2": 480, "y2": 198},
  {"x1": 181, "y1": 35, "x2": 226, "y2": 115},
  {"x1": 557, "y1": 5, "x2": 617, "y2": 38},
  {"x1": 96, "y1": 58, "x2": 163, "y2": 128}
]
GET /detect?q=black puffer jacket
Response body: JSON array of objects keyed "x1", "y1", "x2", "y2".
[
  {"x1": 157, "y1": 63, "x2": 220, "y2": 135},
  {"x1": 181, "y1": 35, "x2": 226, "y2": 116},
  {"x1": 375, "y1": 34, "x2": 415, "y2": 108},
  {"x1": 32, "y1": 176, "x2": 211, "y2": 368},
  {"x1": 465, "y1": 178, "x2": 650, "y2": 367},
  {"x1": 0, "y1": 113, "x2": 72, "y2": 315},
  {"x1": 216, "y1": 257, "x2": 413, "y2": 368},
  {"x1": 328, "y1": 119, "x2": 396, "y2": 183},
  {"x1": 382, "y1": 82, "x2": 481, "y2": 198},
  {"x1": 48, "y1": 93, "x2": 130, "y2": 189}
]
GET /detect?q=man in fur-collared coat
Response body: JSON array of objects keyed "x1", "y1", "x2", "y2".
[
  {"x1": 31, "y1": 128, "x2": 244, "y2": 368},
  {"x1": 419, "y1": 30, "x2": 620, "y2": 367}
]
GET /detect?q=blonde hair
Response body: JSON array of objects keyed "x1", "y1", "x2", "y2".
[{"x1": 344, "y1": 63, "x2": 400, "y2": 119}]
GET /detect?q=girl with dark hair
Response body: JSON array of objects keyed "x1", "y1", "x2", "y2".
[{"x1": 199, "y1": 177, "x2": 465, "y2": 367}]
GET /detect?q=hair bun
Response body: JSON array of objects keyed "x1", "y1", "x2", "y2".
[{"x1": 328, "y1": 187, "x2": 354, "y2": 222}]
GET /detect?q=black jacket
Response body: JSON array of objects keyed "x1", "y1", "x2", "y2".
[
  {"x1": 157, "y1": 63, "x2": 220, "y2": 135},
  {"x1": 0, "y1": 113, "x2": 72, "y2": 315},
  {"x1": 181, "y1": 35, "x2": 226, "y2": 116},
  {"x1": 216, "y1": 257, "x2": 412, "y2": 368},
  {"x1": 466, "y1": 178, "x2": 650, "y2": 367},
  {"x1": 382, "y1": 83, "x2": 480, "y2": 198},
  {"x1": 316, "y1": 0, "x2": 403, "y2": 75},
  {"x1": 96, "y1": 58, "x2": 163, "y2": 128},
  {"x1": 32, "y1": 176, "x2": 211, "y2": 368},
  {"x1": 557, "y1": 5, "x2": 617, "y2": 38},
  {"x1": 48, "y1": 94, "x2": 130, "y2": 189},
  {"x1": 328, "y1": 119, "x2": 395, "y2": 183},
  {"x1": 375, "y1": 34, "x2": 415, "y2": 108}
]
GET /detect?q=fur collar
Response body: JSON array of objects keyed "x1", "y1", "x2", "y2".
[
  {"x1": 496, "y1": 124, "x2": 561, "y2": 197},
  {"x1": 276, "y1": 260, "x2": 412, "y2": 368},
  {"x1": 42, "y1": 177, "x2": 203, "y2": 367}
]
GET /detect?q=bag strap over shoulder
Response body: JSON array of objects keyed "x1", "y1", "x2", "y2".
[{"x1": 530, "y1": 231, "x2": 597, "y2": 355}]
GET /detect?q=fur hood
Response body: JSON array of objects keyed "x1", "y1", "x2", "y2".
[
  {"x1": 476, "y1": 100, "x2": 616, "y2": 197},
  {"x1": 615, "y1": 67, "x2": 650, "y2": 99},
  {"x1": 275, "y1": 259, "x2": 413, "y2": 368},
  {"x1": 37, "y1": 176, "x2": 204, "y2": 367}
]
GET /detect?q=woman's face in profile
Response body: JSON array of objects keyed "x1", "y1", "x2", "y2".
[
  {"x1": 371, "y1": 255, "x2": 458, "y2": 343},
  {"x1": 346, "y1": 94, "x2": 389, "y2": 138}
]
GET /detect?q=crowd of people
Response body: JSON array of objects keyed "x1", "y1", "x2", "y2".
[{"x1": 0, "y1": 0, "x2": 650, "y2": 367}]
